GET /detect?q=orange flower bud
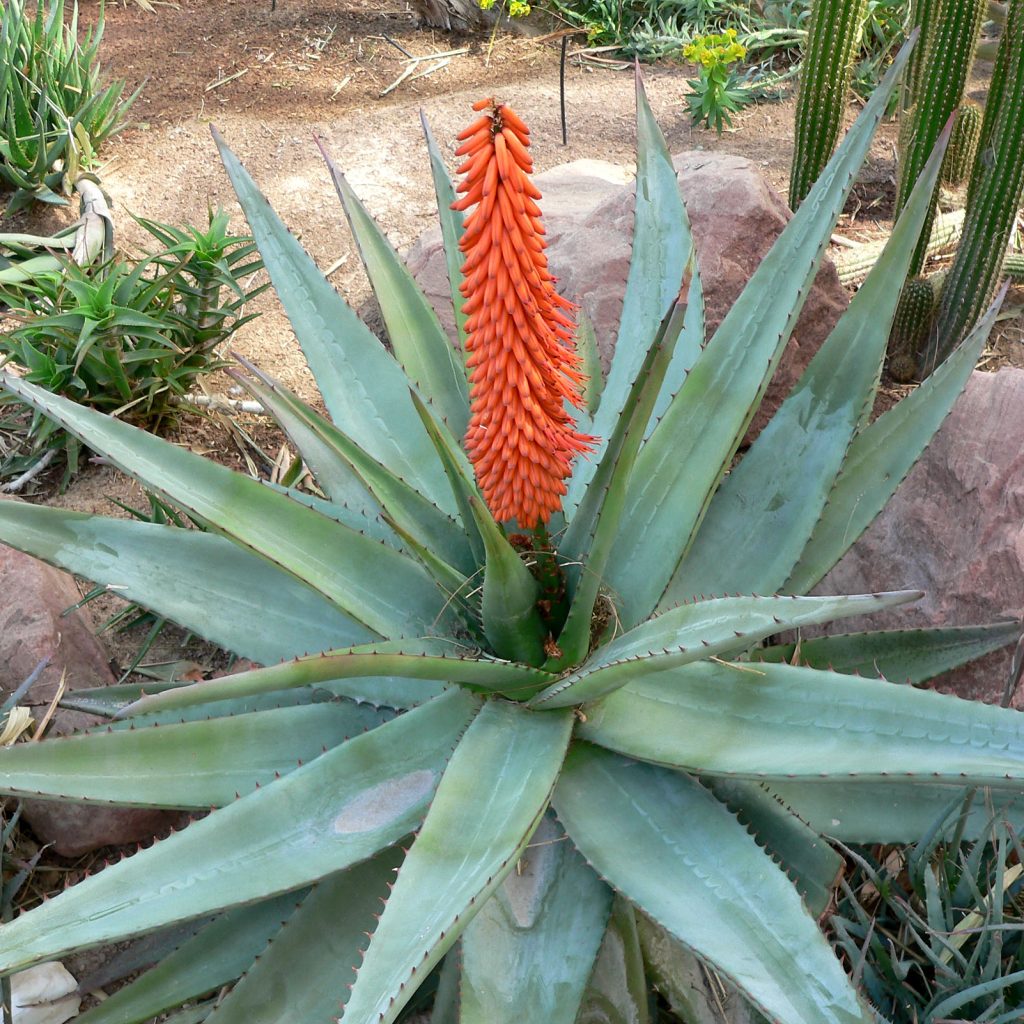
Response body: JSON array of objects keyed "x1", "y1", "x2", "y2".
[{"x1": 453, "y1": 100, "x2": 595, "y2": 527}]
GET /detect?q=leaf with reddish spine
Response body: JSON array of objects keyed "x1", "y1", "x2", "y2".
[
  {"x1": 578, "y1": 659, "x2": 1024, "y2": 786},
  {"x1": 553, "y1": 745, "x2": 876, "y2": 1024},
  {"x1": 531, "y1": 590, "x2": 920, "y2": 709},
  {"x1": 320, "y1": 140, "x2": 470, "y2": 437},
  {"x1": 0, "y1": 687, "x2": 481, "y2": 974},
  {"x1": 340, "y1": 700, "x2": 574, "y2": 1024},
  {"x1": 0, "y1": 701, "x2": 394, "y2": 808},
  {"x1": 121, "y1": 639, "x2": 557, "y2": 718}
]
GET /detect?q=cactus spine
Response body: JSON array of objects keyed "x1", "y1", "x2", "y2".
[
  {"x1": 896, "y1": 0, "x2": 986, "y2": 276},
  {"x1": 789, "y1": 0, "x2": 868, "y2": 211},
  {"x1": 888, "y1": 274, "x2": 945, "y2": 382},
  {"x1": 940, "y1": 103, "x2": 984, "y2": 186},
  {"x1": 933, "y1": 0, "x2": 1024, "y2": 364}
]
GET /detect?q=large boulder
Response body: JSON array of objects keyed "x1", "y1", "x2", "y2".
[
  {"x1": 406, "y1": 151, "x2": 849, "y2": 439},
  {"x1": 814, "y1": 368, "x2": 1024, "y2": 706},
  {"x1": 0, "y1": 532, "x2": 180, "y2": 856}
]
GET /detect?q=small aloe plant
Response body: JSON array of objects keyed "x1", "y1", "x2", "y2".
[{"x1": 0, "y1": 45, "x2": 1021, "y2": 1024}]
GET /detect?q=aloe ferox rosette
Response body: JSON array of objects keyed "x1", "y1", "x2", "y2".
[{"x1": 0, "y1": 44, "x2": 1022, "y2": 1024}]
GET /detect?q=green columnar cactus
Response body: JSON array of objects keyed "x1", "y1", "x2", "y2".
[
  {"x1": 896, "y1": 0, "x2": 986, "y2": 275},
  {"x1": 1003, "y1": 251, "x2": 1024, "y2": 278},
  {"x1": 788, "y1": 0, "x2": 868, "y2": 210},
  {"x1": 933, "y1": 0, "x2": 1024, "y2": 364},
  {"x1": 940, "y1": 102, "x2": 984, "y2": 186},
  {"x1": 888, "y1": 273, "x2": 944, "y2": 381}
]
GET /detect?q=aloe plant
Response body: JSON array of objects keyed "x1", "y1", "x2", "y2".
[{"x1": 0, "y1": 45, "x2": 1021, "y2": 1024}]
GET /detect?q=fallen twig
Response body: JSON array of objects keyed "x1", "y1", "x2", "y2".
[
  {"x1": 206, "y1": 67, "x2": 250, "y2": 92},
  {"x1": 172, "y1": 393, "x2": 267, "y2": 415},
  {"x1": 0, "y1": 449, "x2": 57, "y2": 493}
]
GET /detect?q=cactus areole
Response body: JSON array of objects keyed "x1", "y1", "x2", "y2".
[{"x1": 453, "y1": 98, "x2": 595, "y2": 527}]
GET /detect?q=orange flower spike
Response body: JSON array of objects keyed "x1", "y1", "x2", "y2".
[{"x1": 452, "y1": 99, "x2": 596, "y2": 528}]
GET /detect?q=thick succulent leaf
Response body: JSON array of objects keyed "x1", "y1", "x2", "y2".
[
  {"x1": 0, "y1": 688, "x2": 481, "y2": 973},
  {"x1": 469, "y1": 497, "x2": 546, "y2": 666},
  {"x1": 205, "y1": 849, "x2": 404, "y2": 1024},
  {"x1": 341, "y1": 700, "x2": 574, "y2": 1024},
  {"x1": 459, "y1": 812, "x2": 611, "y2": 1024},
  {"x1": 321, "y1": 142, "x2": 470, "y2": 437},
  {"x1": 554, "y1": 745, "x2": 874, "y2": 1024},
  {"x1": 554, "y1": 282, "x2": 692, "y2": 669},
  {"x1": 606, "y1": 42, "x2": 915, "y2": 629},
  {"x1": 310, "y1": 677, "x2": 450, "y2": 709},
  {"x1": 531, "y1": 591, "x2": 920, "y2": 709},
  {"x1": 752, "y1": 622, "x2": 1021, "y2": 683},
  {"x1": 123, "y1": 640, "x2": 556, "y2": 717},
  {"x1": 0, "y1": 374, "x2": 453, "y2": 639},
  {"x1": 268, "y1": 483, "x2": 401, "y2": 550},
  {"x1": 420, "y1": 111, "x2": 468, "y2": 349},
  {"x1": 666, "y1": 121, "x2": 951, "y2": 604},
  {"x1": 576, "y1": 311, "x2": 603, "y2": 416},
  {"x1": 0, "y1": 502, "x2": 373, "y2": 662},
  {"x1": 0, "y1": 702, "x2": 391, "y2": 808},
  {"x1": 785, "y1": 296, "x2": 1000, "y2": 593},
  {"x1": 430, "y1": 951, "x2": 461, "y2": 1024},
  {"x1": 566, "y1": 69, "x2": 689, "y2": 515},
  {"x1": 72, "y1": 893, "x2": 303, "y2": 1024},
  {"x1": 213, "y1": 129, "x2": 451, "y2": 509},
  {"x1": 579, "y1": 660, "x2": 1024, "y2": 786},
  {"x1": 575, "y1": 897, "x2": 651, "y2": 1024},
  {"x1": 766, "y1": 780, "x2": 1024, "y2": 844},
  {"x1": 704, "y1": 779, "x2": 842, "y2": 921},
  {"x1": 635, "y1": 913, "x2": 761, "y2": 1024}
]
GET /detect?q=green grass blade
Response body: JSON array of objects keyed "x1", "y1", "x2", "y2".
[
  {"x1": 785, "y1": 296, "x2": 1001, "y2": 593},
  {"x1": 212, "y1": 128, "x2": 452, "y2": 509},
  {"x1": 341, "y1": 700, "x2": 574, "y2": 1024},
  {"x1": 0, "y1": 374, "x2": 454, "y2": 639},
  {"x1": 751, "y1": 622, "x2": 1022, "y2": 683},
  {"x1": 565, "y1": 68, "x2": 690, "y2": 515},
  {"x1": 531, "y1": 591, "x2": 920, "y2": 709},
  {"x1": 606, "y1": 40, "x2": 915, "y2": 629},
  {"x1": 0, "y1": 502, "x2": 373, "y2": 661},
  {"x1": 579, "y1": 660, "x2": 1024, "y2": 786},
  {"x1": 123, "y1": 642, "x2": 557, "y2": 717},
  {"x1": 666, "y1": 120, "x2": 951, "y2": 604},
  {"x1": 554, "y1": 745, "x2": 874, "y2": 1024},
  {"x1": 0, "y1": 702, "x2": 393, "y2": 808},
  {"x1": 72, "y1": 894, "x2": 302, "y2": 1024},
  {"x1": 320, "y1": 141, "x2": 469, "y2": 438},
  {"x1": 205, "y1": 850, "x2": 404, "y2": 1024},
  {"x1": 0, "y1": 688, "x2": 480, "y2": 973},
  {"x1": 459, "y1": 812, "x2": 611, "y2": 1024},
  {"x1": 419, "y1": 110, "x2": 468, "y2": 352}
]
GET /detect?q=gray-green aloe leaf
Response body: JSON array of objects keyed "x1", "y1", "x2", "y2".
[
  {"x1": 579, "y1": 660, "x2": 1024, "y2": 786},
  {"x1": 212, "y1": 128, "x2": 453, "y2": 511},
  {"x1": 320, "y1": 141, "x2": 469, "y2": 436},
  {"x1": 0, "y1": 702, "x2": 391, "y2": 808},
  {"x1": 566, "y1": 69, "x2": 692, "y2": 516},
  {"x1": 205, "y1": 849, "x2": 405, "y2": 1024},
  {"x1": 0, "y1": 502, "x2": 374, "y2": 662},
  {"x1": 606, "y1": 40, "x2": 915, "y2": 629},
  {"x1": 0, "y1": 374, "x2": 455, "y2": 639},
  {"x1": 72, "y1": 893, "x2": 304, "y2": 1024},
  {"x1": 752, "y1": 622, "x2": 1021, "y2": 684},
  {"x1": 554, "y1": 745, "x2": 874, "y2": 1024},
  {"x1": 785, "y1": 294, "x2": 1001, "y2": 594},
  {"x1": 459, "y1": 812, "x2": 612, "y2": 1024},
  {"x1": 766, "y1": 781, "x2": 1024, "y2": 844},
  {"x1": 532, "y1": 591, "x2": 920, "y2": 709},
  {"x1": 0, "y1": 688, "x2": 480, "y2": 973},
  {"x1": 665, "y1": 116, "x2": 951, "y2": 604},
  {"x1": 122, "y1": 641, "x2": 556, "y2": 717},
  {"x1": 575, "y1": 897, "x2": 651, "y2": 1024},
  {"x1": 420, "y1": 110, "x2": 468, "y2": 350},
  {"x1": 341, "y1": 700, "x2": 574, "y2": 1024}
]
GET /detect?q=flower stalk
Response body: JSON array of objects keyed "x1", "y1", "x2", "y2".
[{"x1": 453, "y1": 98, "x2": 594, "y2": 528}]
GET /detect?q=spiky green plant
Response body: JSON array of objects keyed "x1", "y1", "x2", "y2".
[
  {"x1": 0, "y1": 50, "x2": 1021, "y2": 1024},
  {"x1": 940, "y1": 101, "x2": 984, "y2": 186},
  {"x1": 789, "y1": 0, "x2": 868, "y2": 210},
  {"x1": 888, "y1": 272, "x2": 943, "y2": 382},
  {"x1": 0, "y1": 0, "x2": 138, "y2": 213},
  {"x1": 895, "y1": 0, "x2": 986, "y2": 276},
  {"x1": 932, "y1": 0, "x2": 1024, "y2": 365}
]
